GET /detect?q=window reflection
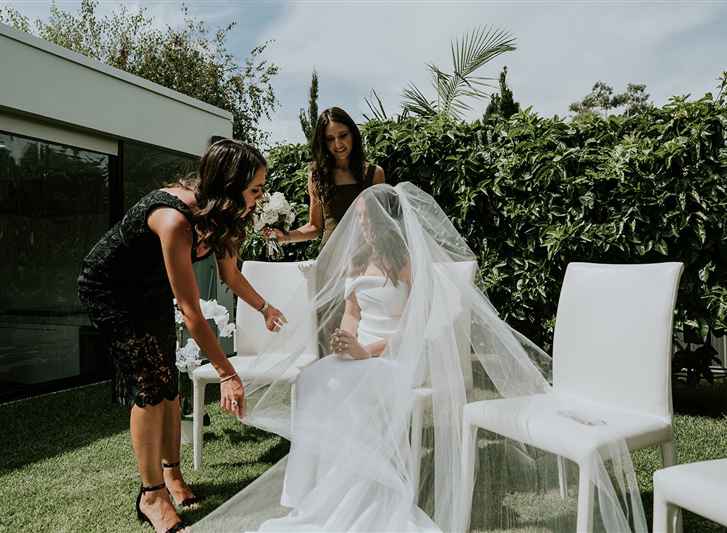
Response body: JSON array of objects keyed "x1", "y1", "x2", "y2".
[{"x1": 0, "y1": 132, "x2": 111, "y2": 400}]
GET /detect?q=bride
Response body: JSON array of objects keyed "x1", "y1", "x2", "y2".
[{"x1": 194, "y1": 183, "x2": 647, "y2": 533}]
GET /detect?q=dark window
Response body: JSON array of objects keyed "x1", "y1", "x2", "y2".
[
  {"x1": 123, "y1": 141, "x2": 197, "y2": 209},
  {"x1": 0, "y1": 131, "x2": 113, "y2": 401}
]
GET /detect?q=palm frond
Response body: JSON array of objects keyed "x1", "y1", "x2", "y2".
[
  {"x1": 363, "y1": 88, "x2": 388, "y2": 121},
  {"x1": 452, "y1": 26, "x2": 516, "y2": 79},
  {"x1": 402, "y1": 82, "x2": 438, "y2": 117}
]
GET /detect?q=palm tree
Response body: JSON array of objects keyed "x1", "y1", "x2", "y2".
[{"x1": 401, "y1": 26, "x2": 516, "y2": 120}]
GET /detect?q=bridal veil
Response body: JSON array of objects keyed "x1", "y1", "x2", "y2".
[{"x1": 194, "y1": 182, "x2": 646, "y2": 533}]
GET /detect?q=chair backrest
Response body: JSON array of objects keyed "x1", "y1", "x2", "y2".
[
  {"x1": 424, "y1": 261, "x2": 477, "y2": 389},
  {"x1": 235, "y1": 261, "x2": 317, "y2": 356},
  {"x1": 553, "y1": 262, "x2": 683, "y2": 419}
]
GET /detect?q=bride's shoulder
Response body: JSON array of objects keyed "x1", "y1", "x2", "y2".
[{"x1": 398, "y1": 260, "x2": 412, "y2": 285}]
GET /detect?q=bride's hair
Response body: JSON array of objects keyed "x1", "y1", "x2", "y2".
[{"x1": 350, "y1": 188, "x2": 409, "y2": 286}]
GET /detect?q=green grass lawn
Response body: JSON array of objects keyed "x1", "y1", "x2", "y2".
[{"x1": 0, "y1": 381, "x2": 725, "y2": 532}]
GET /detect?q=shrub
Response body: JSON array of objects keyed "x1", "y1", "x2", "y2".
[{"x1": 253, "y1": 92, "x2": 727, "y2": 354}]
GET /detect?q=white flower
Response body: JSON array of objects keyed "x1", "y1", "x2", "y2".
[
  {"x1": 176, "y1": 338, "x2": 201, "y2": 372},
  {"x1": 268, "y1": 191, "x2": 289, "y2": 212},
  {"x1": 219, "y1": 322, "x2": 236, "y2": 338},
  {"x1": 262, "y1": 209, "x2": 278, "y2": 225},
  {"x1": 253, "y1": 213, "x2": 266, "y2": 232},
  {"x1": 252, "y1": 191, "x2": 295, "y2": 234}
]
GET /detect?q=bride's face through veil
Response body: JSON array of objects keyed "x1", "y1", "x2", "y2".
[{"x1": 351, "y1": 188, "x2": 410, "y2": 287}]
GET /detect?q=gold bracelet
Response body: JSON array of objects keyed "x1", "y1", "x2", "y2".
[{"x1": 219, "y1": 373, "x2": 237, "y2": 384}]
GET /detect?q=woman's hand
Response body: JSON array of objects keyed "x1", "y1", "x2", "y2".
[
  {"x1": 263, "y1": 304, "x2": 287, "y2": 332},
  {"x1": 262, "y1": 227, "x2": 288, "y2": 243},
  {"x1": 331, "y1": 329, "x2": 369, "y2": 359},
  {"x1": 220, "y1": 375, "x2": 245, "y2": 418}
]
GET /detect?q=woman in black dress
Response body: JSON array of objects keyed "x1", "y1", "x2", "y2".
[
  {"x1": 78, "y1": 139, "x2": 284, "y2": 533},
  {"x1": 267, "y1": 107, "x2": 385, "y2": 246}
]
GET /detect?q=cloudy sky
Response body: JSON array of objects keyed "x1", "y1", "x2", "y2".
[{"x1": 3, "y1": 1, "x2": 727, "y2": 145}]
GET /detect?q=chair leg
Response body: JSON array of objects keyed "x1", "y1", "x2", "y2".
[
  {"x1": 460, "y1": 412, "x2": 477, "y2": 531},
  {"x1": 409, "y1": 393, "x2": 426, "y2": 502},
  {"x1": 652, "y1": 485, "x2": 673, "y2": 533},
  {"x1": 192, "y1": 379, "x2": 206, "y2": 470},
  {"x1": 290, "y1": 382, "x2": 296, "y2": 434},
  {"x1": 576, "y1": 461, "x2": 594, "y2": 533},
  {"x1": 557, "y1": 456, "x2": 569, "y2": 499},
  {"x1": 660, "y1": 442, "x2": 683, "y2": 533}
]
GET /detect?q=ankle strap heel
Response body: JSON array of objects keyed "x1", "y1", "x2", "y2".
[
  {"x1": 162, "y1": 461, "x2": 203, "y2": 509},
  {"x1": 136, "y1": 482, "x2": 187, "y2": 532}
]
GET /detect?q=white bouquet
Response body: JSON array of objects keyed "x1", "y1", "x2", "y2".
[
  {"x1": 174, "y1": 298, "x2": 236, "y2": 373},
  {"x1": 252, "y1": 191, "x2": 296, "y2": 260}
]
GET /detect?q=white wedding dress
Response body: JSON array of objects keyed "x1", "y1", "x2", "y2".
[
  {"x1": 261, "y1": 275, "x2": 438, "y2": 532},
  {"x1": 194, "y1": 182, "x2": 647, "y2": 533}
]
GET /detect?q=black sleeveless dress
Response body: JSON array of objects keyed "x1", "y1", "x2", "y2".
[
  {"x1": 320, "y1": 164, "x2": 377, "y2": 245},
  {"x1": 315, "y1": 164, "x2": 377, "y2": 356},
  {"x1": 78, "y1": 190, "x2": 212, "y2": 408}
]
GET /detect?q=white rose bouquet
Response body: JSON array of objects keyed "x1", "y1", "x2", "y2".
[{"x1": 252, "y1": 191, "x2": 296, "y2": 260}]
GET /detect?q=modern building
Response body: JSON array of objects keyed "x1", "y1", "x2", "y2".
[{"x1": 0, "y1": 23, "x2": 233, "y2": 402}]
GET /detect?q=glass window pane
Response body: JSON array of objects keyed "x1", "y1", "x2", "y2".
[
  {"x1": 123, "y1": 141, "x2": 197, "y2": 209},
  {"x1": 0, "y1": 132, "x2": 111, "y2": 399}
]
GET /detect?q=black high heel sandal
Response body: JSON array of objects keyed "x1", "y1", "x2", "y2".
[
  {"x1": 162, "y1": 461, "x2": 203, "y2": 508},
  {"x1": 136, "y1": 482, "x2": 187, "y2": 533}
]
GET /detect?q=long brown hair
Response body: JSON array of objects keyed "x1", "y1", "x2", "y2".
[
  {"x1": 178, "y1": 139, "x2": 266, "y2": 257},
  {"x1": 311, "y1": 107, "x2": 366, "y2": 203},
  {"x1": 350, "y1": 188, "x2": 408, "y2": 286}
]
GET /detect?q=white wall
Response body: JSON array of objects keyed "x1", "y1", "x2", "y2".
[{"x1": 0, "y1": 23, "x2": 232, "y2": 156}]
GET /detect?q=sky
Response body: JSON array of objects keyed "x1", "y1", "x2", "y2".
[{"x1": 3, "y1": 0, "x2": 726, "y2": 146}]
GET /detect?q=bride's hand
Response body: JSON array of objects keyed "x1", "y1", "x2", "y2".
[{"x1": 332, "y1": 329, "x2": 369, "y2": 359}]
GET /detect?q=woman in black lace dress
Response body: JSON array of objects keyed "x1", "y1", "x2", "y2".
[{"x1": 78, "y1": 140, "x2": 284, "y2": 533}]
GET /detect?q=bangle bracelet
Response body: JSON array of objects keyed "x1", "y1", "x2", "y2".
[
  {"x1": 258, "y1": 300, "x2": 269, "y2": 313},
  {"x1": 220, "y1": 374, "x2": 237, "y2": 384}
]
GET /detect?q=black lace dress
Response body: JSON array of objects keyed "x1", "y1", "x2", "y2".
[{"x1": 78, "y1": 190, "x2": 212, "y2": 408}]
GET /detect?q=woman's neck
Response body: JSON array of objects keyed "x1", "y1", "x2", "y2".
[{"x1": 334, "y1": 158, "x2": 350, "y2": 171}]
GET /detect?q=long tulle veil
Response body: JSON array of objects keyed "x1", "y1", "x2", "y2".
[{"x1": 194, "y1": 182, "x2": 646, "y2": 533}]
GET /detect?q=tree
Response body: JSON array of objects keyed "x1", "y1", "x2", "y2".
[
  {"x1": 400, "y1": 26, "x2": 516, "y2": 120},
  {"x1": 298, "y1": 70, "x2": 319, "y2": 143},
  {"x1": 484, "y1": 66, "x2": 520, "y2": 120},
  {"x1": 569, "y1": 81, "x2": 651, "y2": 119},
  {"x1": 0, "y1": 0, "x2": 278, "y2": 145}
]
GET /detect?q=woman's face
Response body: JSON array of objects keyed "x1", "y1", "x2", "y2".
[
  {"x1": 324, "y1": 121, "x2": 353, "y2": 163},
  {"x1": 242, "y1": 166, "x2": 267, "y2": 216}
]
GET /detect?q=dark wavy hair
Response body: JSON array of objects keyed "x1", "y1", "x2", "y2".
[
  {"x1": 350, "y1": 188, "x2": 409, "y2": 286},
  {"x1": 177, "y1": 139, "x2": 266, "y2": 258},
  {"x1": 311, "y1": 107, "x2": 366, "y2": 203}
]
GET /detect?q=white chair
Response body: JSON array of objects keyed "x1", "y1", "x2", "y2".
[
  {"x1": 653, "y1": 459, "x2": 727, "y2": 532},
  {"x1": 410, "y1": 260, "x2": 477, "y2": 497},
  {"x1": 191, "y1": 261, "x2": 317, "y2": 469},
  {"x1": 461, "y1": 262, "x2": 684, "y2": 532}
]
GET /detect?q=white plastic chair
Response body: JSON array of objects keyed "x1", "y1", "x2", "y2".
[
  {"x1": 653, "y1": 459, "x2": 727, "y2": 532},
  {"x1": 191, "y1": 261, "x2": 317, "y2": 469},
  {"x1": 461, "y1": 262, "x2": 684, "y2": 532},
  {"x1": 410, "y1": 260, "x2": 477, "y2": 497}
]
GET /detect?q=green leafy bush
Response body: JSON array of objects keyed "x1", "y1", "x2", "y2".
[{"x1": 253, "y1": 91, "x2": 727, "y2": 355}]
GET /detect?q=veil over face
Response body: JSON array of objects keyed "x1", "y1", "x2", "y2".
[{"x1": 194, "y1": 183, "x2": 647, "y2": 533}]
